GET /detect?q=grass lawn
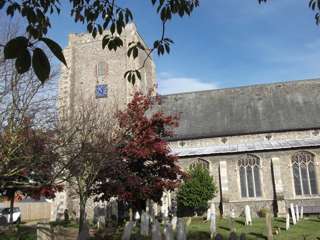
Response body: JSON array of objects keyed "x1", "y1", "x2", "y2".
[{"x1": 188, "y1": 217, "x2": 320, "y2": 240}]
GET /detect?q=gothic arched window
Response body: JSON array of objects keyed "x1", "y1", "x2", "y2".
[
  {"x1": 238, "y1": 154, "x2": 262, "y2": 198},
  {"x1": 292, "y1": 151, "x2": 318, "y2": 196},
  {"x1": 190, "y1": 158, "x2": 209, "y2": 170}
]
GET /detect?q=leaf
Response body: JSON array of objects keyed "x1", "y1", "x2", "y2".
[
  {"x1": 40, "y1": 37, "x2": 67, "y2": 67},
  {"x1": 32, "y1": 48, "x2": 50, "y2": 84},
  {"x1": 4, "y1": 36, "x2": 29, "y2": 59},
  {"x1": 15, "y1": 49, "x2": 31, "y2": 74}
]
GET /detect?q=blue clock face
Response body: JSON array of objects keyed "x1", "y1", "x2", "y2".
[{"x1": 95, "y1": 84, "x2": 108, "y2": 98}]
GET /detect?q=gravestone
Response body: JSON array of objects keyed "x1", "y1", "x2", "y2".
[
  {"x1": 171, "y1": 216, "x2": 178, "y2": 231},
  {"x1": 207, "y1": 208, "x2": 211, "y2": 221},
  {"x1": 240, "y1": 233, "x2": 247, "y2": 240},
  {"x1": 244, "y1": 205, "x2": 252, "y2": 225},
  {"x1": 229, "y1": 232, "x2": 237, "y2": 240},
  {"x1": 215, "y1": 233, "x2": 223, "y2": 240},
  {"x1": 121, "y1": 221, "x2": 134, "y2": 240},
  {"x1": 300, "y1": 206, "x2": 303, "y2": 219},
  {"x1": 151, "y1": 219, "x2": 162, "y2": 240},
  {"x1": 164, "y1": 223, "x2": 174, "y2": 240},
  {"x1": 265, "y1": 212, "x2": 273, "y2": 240},
  {"x1": 290, "y1": 203, "x2": 296, "y2": 225},
  {"x1": 210, "y1": 211, "x2": 216, "y2": 239},
  {"x1": 78, "y1": 222, "x2": 90, "y2": 240},
  {"x1": 230, "y1": 208, "x2": 236, "y2": 232},
  {"x1": 186, "y1": 217, "x2": 192, "y2": 227},
  {"x1": 135, "y1": 211, "x2": 140, "y2": 221},
  {"x1": 285, "y1": 213, "x2": 290, "y2": 230},
  {"x1": 140, "y1": 211, "x2": 150, "y2": 236},
  {"x1": 295, "y1": 205, "x2": 299, "y2": 222},
  {"x1": 177, "y1": 218, "x2": 187, "y2": 240}
]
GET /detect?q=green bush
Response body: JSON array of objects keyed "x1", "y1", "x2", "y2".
[{"x1": 177, "y1": 165, "x2": 217, "y2": 216}]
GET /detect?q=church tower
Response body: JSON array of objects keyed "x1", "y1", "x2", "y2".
[{"x1": 58, "y1": 23, "x2": 156, "y2": 116}]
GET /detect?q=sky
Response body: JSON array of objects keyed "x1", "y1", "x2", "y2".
[{"x1": 3, "y1": 0, "x2": 320, "y2": 95}]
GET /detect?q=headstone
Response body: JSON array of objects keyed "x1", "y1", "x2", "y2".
[
  {"x1": 244, "y1": 205, "x2": 252, "y2": 225},
  {"x1": 171, "y1": 216, "x2": 178, "y2": 231},
  {"x1": 295, "y1": 205, "x2": 299, "y2": 222},
  {"x1": 164, "y1": 223, "x2": 174, "y2": 240},
  {"x1": 285, "y1": 213, "x2": 290, "y2": 230},
  {"x1": 177, "y1": 218, "x2": 187, "y2": 240},
  {"x1": 230, "y1": 208, "x2": 236, "y2": 232},
  {"x1": 240, "y1": 233, "x2": 247, "y2": 240},
  {"x1": 229, "y1": 232, "x2": 237, "y2": 240},
  {"x1": 121, "y1": 221, "x2": 134, "y2": 240},
  {"x1": 210, "y1": 212, "x2": 216, "y2": 239},
  {"x1": 151, "y1": 219, "x2": 162, "y2": 240},
  {"x1": 78, "y1": 222, "x2": 90, "y2": 240},
  {"x1": 140, "y1": 211, "x2": 150, "y2": 236},
  {"x1": 186, "y1": 217, "x2": 192, "y2": 227},
  {"x1": 215, "y1": 233, "x2": 223, "y2": 240},
  {"x1": 300, "y1": 206, "x2": 303, "y2": 219},
  {"x1": 265, "y1": 212, "x2": 273, "y2": 240},
  {"x1": 290, "y1": 203, "x2": 296, "y2": 225},
  {"x1": 207, "y1": 208, "x2": 211, "y2": 221},
  {"x1": 134, "y1": 211, "x2": 140, "y2": 221}
]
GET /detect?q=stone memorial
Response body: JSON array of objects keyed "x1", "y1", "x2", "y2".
[
  {"x1": 171, "y1": 216, "x2": 178, "y2": 231},
  {"x1": 266, "y1": 212, "x2": 273, "y2": 240},
  {"x1": 290, "y1": 203, "x2": 296, "y2": 225},
  {"x1": 121, "y1": 221, "x2": 134, "y2": 240},
  {"x1": 295, "y1": 205, "x2": 299, "y2": 222},
  {"x1": 164, "y1": 223, "x2": 174, "y2": 240},
  {"x1": 230, "y1": 208, "x2": 236, "y2": 232},
  {"x1": 285, "y1": 213, "x2": 290, "y2": 230},
  {"x1": 210, "y1": 212, "x2": 216, "y2": 239},
  {"x1": 215, "y1": 233, "x2": 223, "y2": 240},
  {"x1": 207, "y1": 208, "x2": 211, "y2": 221},
  {"x1": 300, "y1": 206, "x2": 303, "y2": 219},
  {"x1": 245, "y1": 205, "x2": 252, "y2": 225},
  {"x1": 135, "y1": 211, "x2": 140, "y2": 221},
  {"x1": 140, "y1": 211, "x2": 150, "y2": 236},
  {"x1": 177, "y1": 218, "x2": 187, "y2": 240},
  {"x1": 151, "y1": 219, "x2": 162, "y2": 240}
]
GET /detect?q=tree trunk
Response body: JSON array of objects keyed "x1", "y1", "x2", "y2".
[
  {"x1": 9, "y1": 189, "x2": 15, "y2": 224},
  {"x1": 78, "y1": 198, "x2": 87, "y2": 235}
]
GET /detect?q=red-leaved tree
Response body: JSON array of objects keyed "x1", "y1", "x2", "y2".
[{"x1": 95, "y1": 92, "x2": 185, "y2": 211}]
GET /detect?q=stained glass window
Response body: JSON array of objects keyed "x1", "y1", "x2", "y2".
[
  {"x1": 292, "y1": 151, "x2": 318, "y2": 196},
  {"x1": 238, "y1": 154, "x2": 262, "y2": 198}
]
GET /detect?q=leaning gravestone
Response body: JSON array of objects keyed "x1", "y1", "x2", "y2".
[
  {"x1": 121, "y1": 221, "x2": 135, "y2": 240},
  {"x1": 210, "y1": 211, "x2": 216, "y2": 239},
  {"x1": 207, "y1": 208, "x2": 211, "y2": 221},
  {"x1": 290, "y1": 203, "x2": 296, "y2": 225},
  {"x1": 230, "y1": 208, "x2": 236, "y2": 232},
  {"x1": 300, "y1": 206, "x2": 304, "y2": 219},
  {"x1": 135, "y1": 211, "x2": 140, "y2": 221},
  {"x1": 164, "y1": 222, "x2": 174, "y2": 240},
  {"x1": 177, "y1": 218, "x2": 187, "y2": 240},
  {"x1": 171, "y1": 216, "x2": 178, "y2": 231},
  {"x1": 244, "y1": 205, "x2": 252, "y2": 226},
  {"x1": 295, "y1": 205, "x2": 299, "y2": 222},
  {"x1": 265, "y1": 212, "x2": 273, "y2": 240},
  {"x1": 285, "y1": 213, "x2": 290, "y2": 230},
  {"x1": 151, "y1": 219, "x2": 162, "y2": 240}
]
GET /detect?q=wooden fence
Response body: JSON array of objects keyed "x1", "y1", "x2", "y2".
[{"x1": 0, "y1": 201, "x2": 51, "y2": 222}]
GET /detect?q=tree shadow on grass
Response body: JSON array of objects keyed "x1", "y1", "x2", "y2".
[
  {"x1": 188, "y1": 231, "x2": 210, "y2": 240},
  {"x1": 274, "y1": 218, "x2": 285, "y2": 223},
  {"x1": 248, "y1": 232, "x2": 267, "y2": 240},
  {"x1": 235, "y1": 220, "x2": 245, "y2": 225},
  {"x1": 219, "y1": 226, "x2": 230, "y2": 231}
]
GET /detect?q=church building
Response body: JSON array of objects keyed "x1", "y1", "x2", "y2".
[{"x1": 58, "y1": 24, "x2": 320, "y2": 218}]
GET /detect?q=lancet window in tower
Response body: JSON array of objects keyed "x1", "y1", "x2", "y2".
[
  {"x1": 238, "y1": 154, "x2": 262, "y2": 198},
  {"x1": 292, "y1": 151, "x2": 318, "y2": 196}
]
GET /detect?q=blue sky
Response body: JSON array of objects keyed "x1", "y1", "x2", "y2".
[{"x1": 4, "y1": 0, "x2": 320, "y2": 94}]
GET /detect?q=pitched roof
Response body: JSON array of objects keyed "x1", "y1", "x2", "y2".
[{"x1": 159, "y1": 78, "x2": 320, "y2": 140}]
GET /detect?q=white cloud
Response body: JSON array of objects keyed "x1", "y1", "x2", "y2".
[{"x1": 157, "y1": 75, "x2": 219, "y2": 95}]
